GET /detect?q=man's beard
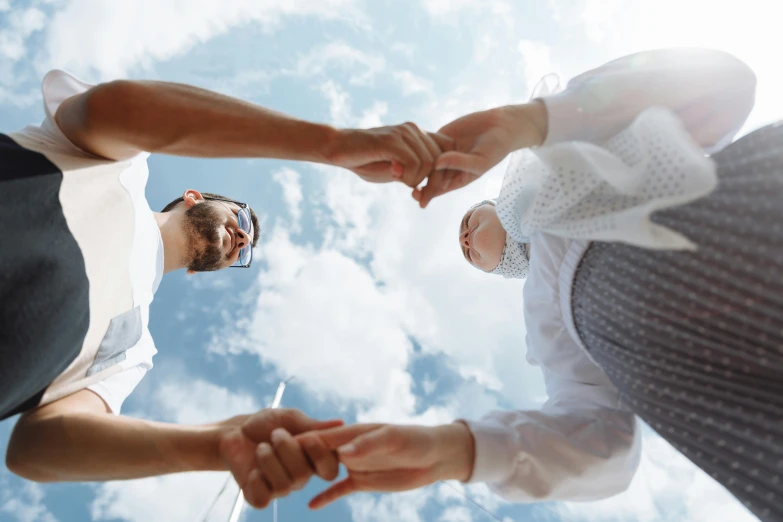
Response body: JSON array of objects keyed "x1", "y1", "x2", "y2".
[{"x1": 184, "y1": 202, "x2": 224, "y2": 272}]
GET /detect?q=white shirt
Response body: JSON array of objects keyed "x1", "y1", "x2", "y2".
[
  {"x1": 466, "y1": 48, "x2": 757, "y2": 501},
  {"x1": 10, "y1": 70, "x2": 162, "y2": 414}
]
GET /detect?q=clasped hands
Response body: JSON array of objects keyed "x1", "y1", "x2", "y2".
[
  {"x1": 218, "y1": 409, "x2": 475, "y2": 510},
  {"x1": 329, "y1": 103, "x2": 546, "y2": 208}
]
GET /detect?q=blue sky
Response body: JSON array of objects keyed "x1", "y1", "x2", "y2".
[{"x1": 1, "y1": 1, "x2": 781, "y2": 521}]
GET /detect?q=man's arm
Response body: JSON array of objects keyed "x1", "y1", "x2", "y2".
[
  {"x1": 6, "y1": 390, "x2": 231, "y2": 482},
  {"x1": 55, "y1": 78, "x2": 451, "y2": 188},
  {"x1": 6, "y1": 390, "x2": 341, "y2": 508}
]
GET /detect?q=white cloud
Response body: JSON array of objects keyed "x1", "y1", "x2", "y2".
[
  {"x1": 393, "y1": 70, "x2": 433, "y2": 96},
  {"x1": 92, "y1": 472, "x2": 237, "y2": 522},
  {"x1": 358, "y1": 101, "x2": 388, "y2": 128},
  {"x1": 1, "y1": 483, "x2": 58, "y2": 522},
  {"x1": 40, "y1": 0, "x2": 364, "y2": 80},
  {"x1": 234, "y1": 226, "x2": 417, "y2": 410},
  {"x1": 347, "y1": 489, "x2": 433, "y2": 522},
  {"x1": 390, "y1": 41, "x2": 416, "y2": 57},
  {"x1": 293, "y1": 41, "x2": 386, "y2": 86},
  {"x1": 0, "y1": 7, "x2": 46, "y2": 61},
  {"x1": 438, "y1": 505, "x2": 473, "y2": 522},
  {"x1": 273, "y1": 167, "x2": 304, "y2": 232},
  {"x1": 320, "y1": 80, "x2": 353, "y2": 128},
  {"x1": 0, "y1": 0, "x2": 11, "y2": 12},
  {"x1": 545, "y1": 0, "x2": 625, "y2": 43},
  {"x1": 516, "y1": 40, "x2": 554, "y2": 96},
  {"x1": 421, "y1": 0, "x2": 512, "y2": 19}
]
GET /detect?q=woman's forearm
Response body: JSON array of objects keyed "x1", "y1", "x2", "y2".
[{"x1": 504, "y1": 100, "x2": 549, "y2": 150}]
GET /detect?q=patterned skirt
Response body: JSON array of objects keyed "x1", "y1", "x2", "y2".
[{"x1": 571, "y1": 123, "x2": 783, "y2": 522}]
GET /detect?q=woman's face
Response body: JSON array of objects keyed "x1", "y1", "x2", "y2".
[{"x1": 458, "y1": 203, "x2": 506, "y2": 272}]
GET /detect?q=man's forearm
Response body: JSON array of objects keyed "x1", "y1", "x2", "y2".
[
  {"x1": 7, "y1": 410, "x2": 239, "y2": 482},
  {"x1": 56, "y1": 79, "x2": 339, "y2": 162}
]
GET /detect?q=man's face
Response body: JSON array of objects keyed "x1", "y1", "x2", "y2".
[{"x1": 184, "y1": 200, "x2": 253, "y2": 272}]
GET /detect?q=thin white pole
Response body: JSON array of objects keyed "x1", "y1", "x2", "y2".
[{"x1": 227, "y1": 380, "x2": 289, "y2": 522}]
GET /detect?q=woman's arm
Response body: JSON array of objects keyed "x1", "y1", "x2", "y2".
[
  {"x1": 306, "y1": 369, "x2": 639, "y2": 507},
  {"x1": 465, "y1": 376, "x2": 640, "y2": 501},
  {"x1": 540, "y1": 48, "x2": 757, "y2": 151},
  {"x1": 422, "y1": 48, "x2": 756, "y2": 207}
]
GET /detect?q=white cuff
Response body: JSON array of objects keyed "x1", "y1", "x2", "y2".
[{"x1": 462, "y1": 418, "x2": 517, "y2": 484}]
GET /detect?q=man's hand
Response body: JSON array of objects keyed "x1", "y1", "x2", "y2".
[
  {"x1": 327, "y1": 123, "x2": 454, "y2": 188},
  {"x1": 218, "y1": 408, "x2": 343, "y2": 509},
  {"x1": 303, "y1": 422, "x2": 475, "y2": 510},
  {"x1": 414, "y1": 101, "x2": 548, "y2": 208}
]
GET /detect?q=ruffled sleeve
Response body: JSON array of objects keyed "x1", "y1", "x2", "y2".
[{"x1": 497, "y1": 107, "x2": 717, "y2": 250}]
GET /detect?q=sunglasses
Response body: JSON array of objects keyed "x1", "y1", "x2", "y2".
[{"x1": 203, "y1": 196, "x2": 254, "y2": 268}]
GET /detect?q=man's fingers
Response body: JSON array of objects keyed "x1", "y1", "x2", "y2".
[
  {"x1": 270, "y1": 428, "x2": 313, "y2": 491},
  {"x1": 219, "y1": 429, "x2": 256, "y2": 489},
  {"x1": 399, "y1": 126, "x2": 432, "y2": 188},
  {"x1": 434, "y1": 151, "x2": 488, "y2": 176},
  {"x1": 256, "y1": 442, "x2": 293, "y2": 497},
  {"x1": 244, "y1": 468, "x2": 272, "y2": 509},
  {"x1": 271, "y1": 409, "x2": 344, "y2": 436},
  {"x1": 298, "y1": 433, "x2": 340, "y2": 481},
  {"x1": 308, "y1": 477, "x2": 359, "y2": 511},
  {"x1": 351, "y1": 161, "x2": 396, "y2": 183}
]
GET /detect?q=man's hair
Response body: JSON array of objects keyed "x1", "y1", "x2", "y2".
[{"x1": 161, "y1": 192, "x2": 260, "y2": 247}]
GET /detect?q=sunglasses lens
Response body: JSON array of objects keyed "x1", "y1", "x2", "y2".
[
  {"x1": 238, "y1": 245, "x2": 251, "y2": 267},
  {"x1": 238, "y1": 208, "x2": 251, "y2": 233}
]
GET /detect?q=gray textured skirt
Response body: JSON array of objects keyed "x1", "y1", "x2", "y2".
[{"x1": 571, "y1": 123, "x2": 783, "y2": 522}]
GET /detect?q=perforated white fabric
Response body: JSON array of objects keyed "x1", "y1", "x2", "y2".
[
  {"x1": 489, "y1": 236, "x2": 529, "y2": 279},
  {"x1": 496, "y1": 107, "x2": 718, "y2": 250}
]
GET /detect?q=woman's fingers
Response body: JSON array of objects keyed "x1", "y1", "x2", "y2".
[
  {"x1": 309, "y1": 423, "x2": 384, "y2": 450},
  {"x1": 434, "y1": 151, "x2": 488, "y2": 176},
  {"x1": 308, "y1": 477, "x2": 358, "y2": 510},
  {"x1": 309, "y1": 469, "x2": 434, "y2": 510},
  {"x1": 415, "y1": 169, "x2": 448, "y2": 208}
]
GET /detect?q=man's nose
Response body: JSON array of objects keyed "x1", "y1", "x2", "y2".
[{"x1": 236, "y1": 229, "x2": 248, "y2": 249}]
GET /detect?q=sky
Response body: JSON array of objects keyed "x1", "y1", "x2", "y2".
[{"x1": 0, "y1": 1, "x2": 781, "y2": 521}]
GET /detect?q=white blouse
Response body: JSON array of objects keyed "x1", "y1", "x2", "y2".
[{"x1": 465, "y1": 48, "x2": 757, "y2": 501}]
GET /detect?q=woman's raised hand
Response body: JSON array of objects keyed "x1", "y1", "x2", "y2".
[{"x1": 415, "y1": 101, "x2": 548, "y2": 208}]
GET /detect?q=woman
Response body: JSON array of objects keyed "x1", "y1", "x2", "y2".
[{"x1": 305, "y1": 48, "x2": 782, "y2": 521}]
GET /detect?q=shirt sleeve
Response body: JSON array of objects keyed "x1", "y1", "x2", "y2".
[
  {"x1": 539, "y1": 48, "x2": 757, "y2": 153},
  {"x1": 464, "y1": 342, "x2": 641, "y2": 502},
  {"x1": 9, "y1": 70, "x2": 96, "y2": 155},
  {"x1": 87, "y1": 358, "x2": 153, "y2": 415}
]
